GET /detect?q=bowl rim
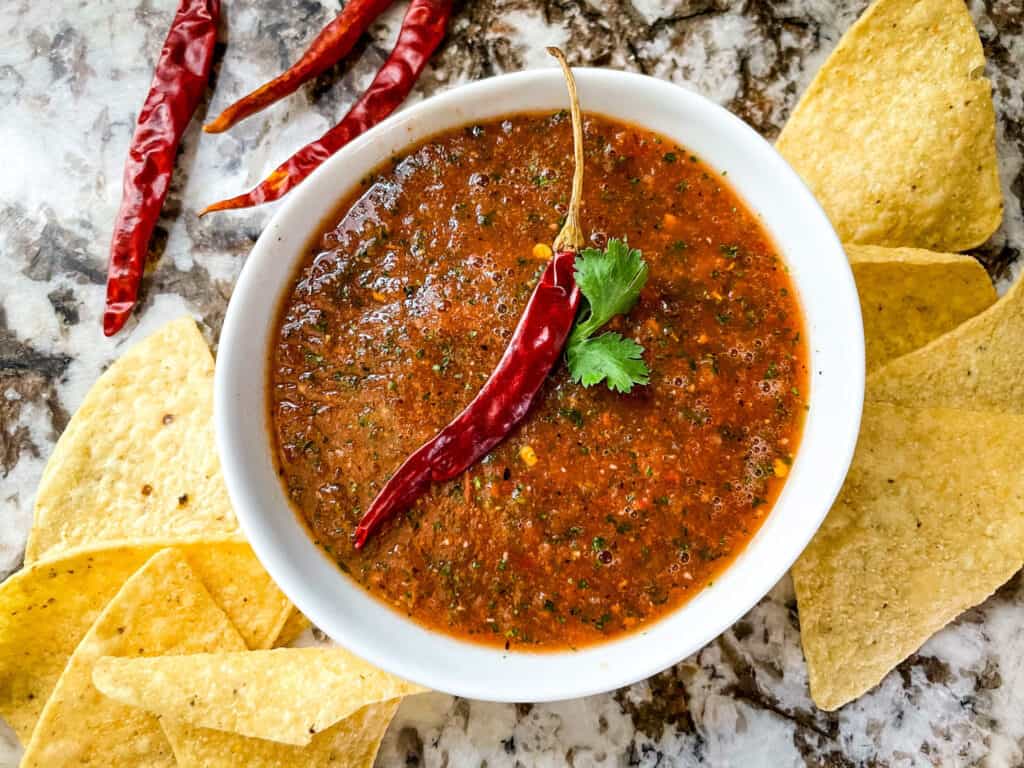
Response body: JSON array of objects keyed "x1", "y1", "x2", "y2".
[{"x1": 216, "y1": 66, "x2": 864, "y2": 702}]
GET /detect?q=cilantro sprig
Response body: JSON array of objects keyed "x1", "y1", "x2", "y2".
[{"x1": 566, "y1": 239, "x2": 650, "y2": 393}]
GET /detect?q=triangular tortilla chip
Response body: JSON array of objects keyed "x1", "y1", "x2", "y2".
[
  {"x1": 868, "y1": 278, "x2": 1024, "y2": 412},
  {"x1": 847, "y1": 244, "x2": 995, "y2": 371},
  {"x1": 92, "y1": 647, "x2": 424, "y2": 746},
  {"x1": 26, "y1": 317, "x2": 238, "y2": 563},
  {"x1": 182, "y1": 542, "x2": 291, "y2": 651},
  {"x1": 0, "y1": 545, "x2": 151, "y2": 741},
  {"x1": 0, "y1": 539, "x2": 288, "y2": 741},
  {"x1": 20, "y1": 549, "x2": 247, "y2": 766},
  {"x1": 777, "y1": 0, "x2": 1001, "y2": 251},
  {"x1": 792, "y1": 402, "x2": 1024, "y2": 710},
  {"x1": 162, "y1": 699, "x2": 400, "y2": 768},
  {"x1": 273, "y1": 608, "x2": 312, "y2": 647}
]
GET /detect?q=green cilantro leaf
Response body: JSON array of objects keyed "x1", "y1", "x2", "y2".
[
  {"x1": 566, "y1": 239, "x2": 650, "y2": 393},
  {"x1": 568, "y1": 333, "x2": 649, "y2": 393},
  {"x1": 571, "y1": 239, "x2": 649, "y2": 340}
]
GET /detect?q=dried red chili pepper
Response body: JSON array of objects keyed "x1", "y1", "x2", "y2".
[
  {"x1": 354, "y1": 48, "x2": 586, "y2": 549},
  {"x1": 203, "y1": 0, "x2": 395, "y2": 134},
  {"x1": 103, "y1": 0, "x2": 220, "y2": 337},
  {"x1": 200, "y1": 0, "x2": 451, "y2": 215}
]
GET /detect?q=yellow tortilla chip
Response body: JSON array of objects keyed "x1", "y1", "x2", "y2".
[
  {"x1": 183, "y1": 542, "x2": 291, "y2": 651},
  {"x1": 20, "y1": 549, "x2": 247, "y2": 766},
  {"x1": 26, "y1": 317, "x2": 238, "y2": 563},
  {"x1": 0, "y1": 545, "x2": 151, "y2": 741},
  {"x1": 847, "y1": 244, "x2": 995, "y2": 371},
  {"x1": 162, "y1": 699, "x2": 400, "y2": 768},
  {"x1": 776, "y1": 0, "x2": 1001, "y2": 251},
  {"x1": 92, "y1": 647, "x2": 424, "y2": 746},
  {"x1": 0, "y1": 539, "x2": 288, "y2": 741},
  {"x1": 792, "y1": 402, "x2": 1024, "y2": 710},
  {"x1": 868, "y1": 277, "x2": 1024, "y2": 412},
  {"x1": 273, "y1": 608, "x2": 312, "y2": 647}
]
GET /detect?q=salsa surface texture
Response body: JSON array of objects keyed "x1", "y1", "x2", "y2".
[{"x1": 270, "y1": 112, "x2": 808, "y2": 649}]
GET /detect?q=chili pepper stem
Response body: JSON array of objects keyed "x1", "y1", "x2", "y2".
[{"x1": 548, "y1": 47, "x2": 584, "y2": 255}]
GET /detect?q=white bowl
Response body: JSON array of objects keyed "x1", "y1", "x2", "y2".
[{"x1": 216, "y1": 68, "x2": 864, "y2": 702}]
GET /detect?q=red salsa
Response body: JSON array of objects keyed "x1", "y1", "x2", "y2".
[{"x1": 270, "y1": 112, "x2": 807, "y2": 649}]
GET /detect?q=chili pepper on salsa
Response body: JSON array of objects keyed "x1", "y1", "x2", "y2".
[
  {"x1": 103, "y1": 0, "x2": 220, "y2": 336},
  {"x1": 200, "y1": 0, "x2": 452, "y2": 215},
  {"x1": 203, "y1": 0, "x2": 395, "y2": 133},
  {"x1": 353, "y1": 48, "x2": 586, "y2": 548}
]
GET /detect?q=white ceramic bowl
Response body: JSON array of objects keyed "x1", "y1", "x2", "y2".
[{"x1": 216, "y1": 68, "x2": 864, "y2": 702}]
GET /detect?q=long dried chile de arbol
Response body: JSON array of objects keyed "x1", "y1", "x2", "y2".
[
  {"x1": 203, "y1": 0, "x2": 395, "y2": 133},
  {"x1": 200, "y1": 0, "x2": 452, "y2": 215},
  {"x1": 103, "y1": 0, "x2": 219, "y2": 336},
  {"x1": 354, "y1": 48, "x2": 586, "y2": 548}
]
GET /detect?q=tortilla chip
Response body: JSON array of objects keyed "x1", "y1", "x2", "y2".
[
  {"x1": 20, "y1": 549, "x2": 247, "y2": 766},
  {"x1": 847, "y1": 244, "x2": 995, "y2": 371},
  {"x1": 273, "y1": 608, "x2": 312, "y2": 647},
  {"x1": 792, "y1": 402, "x2": 1024, "y2": 710},
  {"x1": 162, "y1": 699, "x2": 400, "y2": 768},
  {"x1": 868, "y1": 277, "x2": 1024, "y2": 412},
  {"x1": 0, "y1": 545, "x2": 151, "y2": 741},
  {"x1": 183, "y1": 542, "x2": 291, "y2": 651},
  {"x1": 26, "y1": 317, "x2": 238, "y2": 563},
  {"x1": 776, "y1": 0, "x2": 1001, "y2": 251},
  {"x1": 92, "y1": 647, "x2": 424, "y2": 746},
  {"x1": 0, "y1": 539, "x2": 287, "y2": 741}
]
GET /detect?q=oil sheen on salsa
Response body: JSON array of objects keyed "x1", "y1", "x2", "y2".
[{"x1": 271, "y1": 112, "x2": 808, "y2": 650}]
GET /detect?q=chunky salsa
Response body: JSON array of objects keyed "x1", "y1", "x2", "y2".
[{"x1": 270, "y1": 112, "x2": 807, "y2": 649}]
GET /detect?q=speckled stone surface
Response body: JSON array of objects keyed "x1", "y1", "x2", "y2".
[{"x1": 1, "y1": 0, "x2": 1022, "y2": 765}]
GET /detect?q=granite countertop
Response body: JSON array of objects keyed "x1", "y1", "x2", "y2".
[{"x1": 1, "y1": 0, "x2": 1022, "y2": 765}]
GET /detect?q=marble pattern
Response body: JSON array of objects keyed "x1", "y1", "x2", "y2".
[{"x1": 0, "y1": 0, "x2": 1022, "y2": 764}]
